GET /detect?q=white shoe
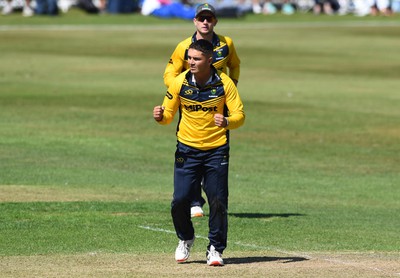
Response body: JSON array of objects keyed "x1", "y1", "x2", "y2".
[
  {"x1": 22, "y1": 6, "x2": 34, "y2": 17},
  {"x1": 190, "y1": 206, "x2": 204, "y2": 218},
  {"x1": 175, "y1": 238, "x2": 194, "y2": 263},
  {"x1": 2, "y1": 3, "x2": 13, "y2": 15},
  {"x1": 207, "y1": 245, "x2": 224, "y2": 266}
]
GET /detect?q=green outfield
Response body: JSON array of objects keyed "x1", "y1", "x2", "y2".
[{"x1": 0, "y1": 10, "x2": 399, "y2": 277}]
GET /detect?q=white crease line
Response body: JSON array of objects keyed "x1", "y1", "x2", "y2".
[
  {"x1": 138, "y1": 225, "x2": 399, "y2": 276},
  {"x1": 321, "y1": 258, "x2": 399, "y2": 276}
]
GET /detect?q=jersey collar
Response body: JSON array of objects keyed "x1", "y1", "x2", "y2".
[
  {"x1": 191, "y1": 32, "x2": 221, "y2": 47},
  {"x1": 187, "y1": 66, "x2": 220, "y2": 88}
]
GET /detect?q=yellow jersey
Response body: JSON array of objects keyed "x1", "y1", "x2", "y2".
[{"x1": 158, "y1": 68, "x2": 245, "y2": 151}]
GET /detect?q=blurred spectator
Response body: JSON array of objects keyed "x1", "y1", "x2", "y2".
[
  {"x1": 337, "y1": 0, "x2": 350, "y2": 14},
  {"x1": 35, "y1": 0, "x2": 59, "y2": 14},
  {"x1": 280, "y1": 0, "x2": 295, "y2": 14},
  {"x1": 99, "y1": 0, "x2": 106, "y2": 12},
  {"x1": 352, "y1": 0, "x2": 370, "y2": 15},
  {"x1": 249, "y1": 0, "x2": 263, "y2": 13},
  {"x1": 1, "y1": 0, "x2": 34, "y2": 16},
  {"x1": 263, "y1": 0, "x2": 278, "y2": 13},
  {"x1": 369, "y1": 0, "x2": 392, "y2": 15},
  {"x1": 76, "y1": 0, "x2": 100, "y2": 13},
  {"x1": 58, "y1": 0, "x2": 75, "y2": 12},
  {"x1": 313, "y1": 0, "x2": 340, "y2": 14},
  {"x1": 392, "y1": 0, "x2": 400, "y2": 12},
  {"x1": 107, "y1": 0, "x2": 138, "y2": 13},
  {"x1": 206, "y1": 0, "x2": 244, "y2": 17},
  {"x1": 241, "y1": 0, "x2": 295, "y2": 15}
]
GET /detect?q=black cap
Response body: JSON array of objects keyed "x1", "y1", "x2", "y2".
[{"x1": 195, "y1": 3, "x2": 216, "y2": 18}]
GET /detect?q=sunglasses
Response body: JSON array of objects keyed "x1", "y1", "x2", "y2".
[{"x1": 196, "y1": 15, "x2": 214, "y2": 22}]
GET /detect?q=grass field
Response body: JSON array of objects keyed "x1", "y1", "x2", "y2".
[{"x1": 0, "y1": 9, "x2": 400, "y2": 277}]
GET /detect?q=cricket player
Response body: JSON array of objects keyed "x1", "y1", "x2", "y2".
[
  {"x1": 163, "y1": 3, "x2": 241, "y2": 218},
  {"x1": 153, "y1": 39, "x2": 245, "y2": 266}
]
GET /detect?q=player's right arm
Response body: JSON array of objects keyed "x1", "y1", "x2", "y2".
[
  {"x1": 163, "y1": 40, "x2": 188, "y2": 88},
  {"x1": 156, "y1": 72, "x2": 185, "y2": 125}
]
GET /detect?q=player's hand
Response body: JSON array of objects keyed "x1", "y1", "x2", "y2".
[
  {"x1": 214, "y1": 114, "x2": 228, "y2": 128},
  {"x1": 153, "y1": 105, "x2": 165, "y2": 122}
]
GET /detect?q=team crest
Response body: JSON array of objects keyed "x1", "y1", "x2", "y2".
[{"x1": 184, "y1": 89, "x2": 193, "y2": 96}]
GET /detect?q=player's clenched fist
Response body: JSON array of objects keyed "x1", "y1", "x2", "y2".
[
  {"x1": 214, "y1": 114, "x2": 228, "y2": 128},
  {"x1": 153, "y1": 106, "x2": 165, "y2": 122}
]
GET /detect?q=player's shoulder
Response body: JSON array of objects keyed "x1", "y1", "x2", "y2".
[
  {"x1": 216, "y1": 33, "x2": 234, "y2": 44},
  {"x1": 217, "y1": 70, "x2": 235, "y2": 86},
  {"x1": 177, "y1": 36, "x2": 193, "y2": 47},
  {"x1": 171, "y1": 69, "x2": 190, "y2": 88}
]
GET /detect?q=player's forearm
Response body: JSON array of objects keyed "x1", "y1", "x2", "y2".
[{"x1": 225, "y1": 111, "x2": 245, "y2": 130}]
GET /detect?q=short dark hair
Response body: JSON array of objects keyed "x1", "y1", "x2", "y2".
[{"x1": 189, "y1": 39, "x2": 213, "y2": 57}]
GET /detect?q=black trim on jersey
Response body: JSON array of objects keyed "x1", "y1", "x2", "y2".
[
  {"x1": 176, "y1": 106, "x2": 182, "y2": 136},
  {"x1": 224, "y1": 104, "x2": 230, "y2": 143}
]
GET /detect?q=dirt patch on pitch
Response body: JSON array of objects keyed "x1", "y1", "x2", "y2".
[
  {"x1": 0, "y1": 184, "x2": 161, "y2": 202},
  {"x1": 1, "y1": 251, "x2": 399, "y2": 278}
]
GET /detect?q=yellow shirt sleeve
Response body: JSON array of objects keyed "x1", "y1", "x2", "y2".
[
  {"x1": 225, "y1": 36, "x2": 241, "y2": 83},
  {"x1": 221, "y1": 73, "x2": 245, "y2": 130},
  {"x1": 163, "y1": 38, "x2": 191, "y2": 88},
  {"x1": 157, "y1": 73, "x2": 185, "y2": 125}
]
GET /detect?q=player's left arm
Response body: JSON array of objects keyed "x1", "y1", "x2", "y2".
[
  {"x1": 226, "y1": 38, "x2": 241, "y2": 86},
  {"x1": 222, "y1": 77, "x2": 245, "y2": 130}
]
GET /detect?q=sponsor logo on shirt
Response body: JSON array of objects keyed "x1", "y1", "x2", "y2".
[
  {"x1": 184, "y1": 89, "x2": 193, "y2": 96},
  {"x1": 184, "y1": 104, "x2": 217, "y2": 112}
]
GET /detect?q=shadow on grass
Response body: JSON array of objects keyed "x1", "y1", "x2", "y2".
[
  {"x1": 190, "y1": 256, "x2": 308, "y2": 265},
  {"x1": 229, "y1": 213, "x2": 305, "y2": 219}
]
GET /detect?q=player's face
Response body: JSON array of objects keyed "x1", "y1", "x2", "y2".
[
  {"x1": 187, "y1": 48, "x2": 212, "y2": 74},
  {"x1": 194, "y1": 12, "x2": 217, "y2": 36}
]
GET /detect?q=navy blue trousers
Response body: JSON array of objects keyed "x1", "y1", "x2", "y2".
[{"x1": 171, "y1": 142, "x2": 229, "y2": 254}]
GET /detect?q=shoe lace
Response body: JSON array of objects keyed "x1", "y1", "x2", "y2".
[
  {"x1": 178, "y1": 240, "x2": 189, "y2": 253},
  {"x1": 208, "y1": 249, "x2": 221, "y2": 259}
]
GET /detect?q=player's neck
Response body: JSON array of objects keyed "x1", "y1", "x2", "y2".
[
  {"x1": 196, "y1": 32, "x2": 213, "y2": 43},
  {"x1": 193, "y1": 70, "x2": 212, "y2": 88}
]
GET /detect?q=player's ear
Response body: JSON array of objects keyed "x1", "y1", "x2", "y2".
[{"x1": 214, "y1": 19, "x2": 218, "y2": 26}]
